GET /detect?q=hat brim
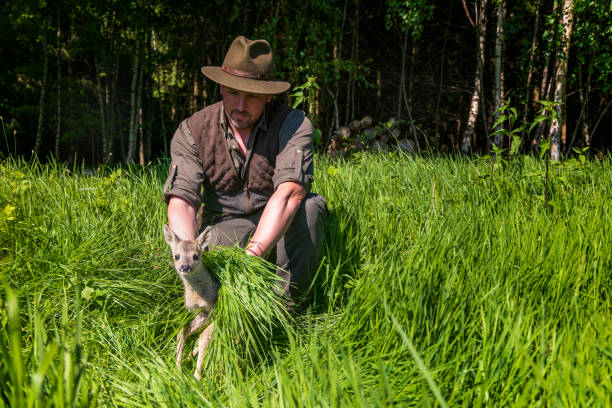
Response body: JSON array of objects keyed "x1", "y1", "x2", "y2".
[{"x1": 201, "y1": 66, "x2": 291, "y2": 95}]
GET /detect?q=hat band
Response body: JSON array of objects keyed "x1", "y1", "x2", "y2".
[{"x1": 222, "y1": 65, "x2": 273, "y2": 80}]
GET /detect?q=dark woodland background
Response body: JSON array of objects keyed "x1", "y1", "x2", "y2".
[{"x1": 1, "y1": 0, "x2": 610, "y2": 164}]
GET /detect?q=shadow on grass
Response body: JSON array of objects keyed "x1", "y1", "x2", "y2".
[{"x1": 305, "y1": 207, "x2": 363, "y2": 314}]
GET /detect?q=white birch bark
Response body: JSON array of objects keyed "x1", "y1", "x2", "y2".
[
  {"x1": 493, "y1": 0, "x2": 505, "y2": 148},
  {"x1": 549, "y1": 0, "x2": 574, "y2": 161},
  {"x1": 461, "y1": 0, "x2": 487, "y2": 155}
]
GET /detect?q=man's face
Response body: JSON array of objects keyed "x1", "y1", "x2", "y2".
[{"x1": 220, "y1": 85, "x2": 271, "y2": 132}]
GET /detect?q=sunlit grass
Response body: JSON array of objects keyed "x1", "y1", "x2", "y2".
[{"x1": 1, "y1": 153, "x2": 610, "y2": 406}]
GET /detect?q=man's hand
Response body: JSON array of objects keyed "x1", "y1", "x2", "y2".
[
  {"x1": 245, "y1": 182, "x2": 306, "y2": 257},
  {"x1": 168, "y1": 196, "x2": 198, "y2": 240}
]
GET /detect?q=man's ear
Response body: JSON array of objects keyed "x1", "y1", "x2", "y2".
[
  {"x1": 266, "y1": 95, "x2": 273, "y2": 103},
  {"x1": 195, "y1": 226, "x2": 212, "y2": 251},
  {"x1": 163, "y1": 224, "x2": 179, "y2": 247}
]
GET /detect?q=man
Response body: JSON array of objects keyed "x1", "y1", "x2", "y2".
[{"x1": 163, "y1": 36, "x2": 327, "y2": 304}]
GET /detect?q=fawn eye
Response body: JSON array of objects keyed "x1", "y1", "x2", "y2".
[
  {"x1": 174, "y1": 254, "x2": 180, "y2": 261},
  {"x1": 193, "y1": 254, "x2": 199, "y2": 261}
]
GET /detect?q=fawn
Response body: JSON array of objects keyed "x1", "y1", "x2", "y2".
[{"x1": 163, "y1": 224, "x2": 219, "y2": 380}]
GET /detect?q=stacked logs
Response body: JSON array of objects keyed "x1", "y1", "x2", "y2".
[{"x1": 327, "y1": 116, "x2": 416, "y2": 158}]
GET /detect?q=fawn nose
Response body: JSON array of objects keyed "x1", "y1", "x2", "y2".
[{"x1": 179, "y1": 264, "x2": 192, "y2": 273}]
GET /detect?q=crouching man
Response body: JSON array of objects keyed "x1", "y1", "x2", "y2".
[{"x1": 163, "y1": 36, "x2": 327, "y2": 305}]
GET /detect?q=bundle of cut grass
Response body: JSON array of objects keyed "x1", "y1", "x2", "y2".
[{"x1": 194, "y1": 246, "x2": 295, "y2": 380}]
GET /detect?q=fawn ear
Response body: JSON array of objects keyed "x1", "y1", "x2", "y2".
[
  {"x1": 163, "y1": 224, "x2": 179, "y2": 247},
  {"x1": 196, "y1": 226, "x2": 211, "y2": 251}
]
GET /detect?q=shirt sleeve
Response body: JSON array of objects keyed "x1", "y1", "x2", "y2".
[
  {"x1": 162, "y1": 119, "x2": 204, "y2": 211},
  {"x1": 272, "y1": 109, "x2": 314, "y2": 192}
]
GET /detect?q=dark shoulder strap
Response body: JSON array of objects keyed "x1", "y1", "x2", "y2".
[{"x1": 267, "y1": 101, "x2": 293, "y2": 141}]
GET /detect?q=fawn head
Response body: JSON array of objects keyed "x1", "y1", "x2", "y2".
[{"x1": 163, "y1": 225, "x2": 211, "y2": 276}]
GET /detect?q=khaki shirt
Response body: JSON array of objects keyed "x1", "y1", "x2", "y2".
[{"x1": 163, "y1": 103, "x2": 314, "y2": 218}]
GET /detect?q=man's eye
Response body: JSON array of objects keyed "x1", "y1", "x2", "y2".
[
  {"x1": 174, "y1": 254, "x2": 180, "y2": 261},
  {"x1": 193, "y1": 254, "x2": 199, "y2": 261}
]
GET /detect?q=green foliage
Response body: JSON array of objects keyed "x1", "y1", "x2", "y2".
[
  {"x1": 291, "y1": 76, "x2": 323, "y2": 148},
  {"x1": 290, "y1": 75, "x2": 320, "y2": 117},
  {"x1": 574, "y1": 0, "x2": 612, "y2": 91},
  {"x1": 491, "y1": 99, "x2": 527, "y2": 149},
  {"x1": 385, "y1": 0, "x2": 435, "y2": 38},
  {"x1": 529, "y1": 100, "x2": 561, "y2": 134}
]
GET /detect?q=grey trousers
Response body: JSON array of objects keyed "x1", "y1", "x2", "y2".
[{"x1": 208, "y1": 193, "x2": 327, "y2": 301}]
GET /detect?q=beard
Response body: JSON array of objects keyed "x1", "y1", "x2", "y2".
[{"x1": 228, "y1": 110, "x2": 256, "y2": 130}]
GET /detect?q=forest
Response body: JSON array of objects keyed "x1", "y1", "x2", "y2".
[
  {"x1": 2, "y1": 1, "x2": 611, "y2": 405},
  {"x1": 1, "y1": 0, "x2": 611, "y2": 164}
]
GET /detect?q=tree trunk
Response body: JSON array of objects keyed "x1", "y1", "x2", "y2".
[
  {"x1": 521, "y1": 0, "x2": 541, "y2": 142},
  {"x1": 345, "y1": 1, "x2": 358, "y2": 123},
  {"x1": 352, "y1": 2, "x2": 359, "y2": 121},
  {"x1": 396, "y1": 29, "x2": 408, "y2": 122},
  {"x1": 127, "y1": 40, "x2": 141, "y2": 162},
  {"x1": 581, "y1": 74, "x2": 591, "y2": 148},
  {"x1": 434, "y1": 3, "x2": 453, "y2": 141},
  {"x1": 402, "y1": 80, "x2": 420, "y2": 151},
  {"x1": 548, "y1": 0, "x2": 574, "y2": 161},
  {"x1": 334, "y1": 0, "x2": 348, "y2": 127},
  {"x1": 54, "y1": 13, "x2": 61, "y2": 161},
  {"x1": 94, "y1": 56, "x2": 107, "y2": 164},
  {"x1": 493, "y1": 0, "x2": 505, "y2": 148},
  {"x1": 461, "y1": 0, "x2": 487, "y2": 155},
  {"x1": 532, "y1": 0, "x2": 559, "y2": 151},
  {"x1": 568, "y1": 70, "x2": 590, "y2": 151},
  {"x1": 34, "y1": 17, "x2": 50, "y2": 156},
  {"x1": 137, "y1": 53, "x2": 144, "y2": 165},
  {"x1": 109, "y1": 48, "x2": 119, "y2": 160},
  {"x1": 160, "y1": 99, "x2": 168, "y2": 156}
]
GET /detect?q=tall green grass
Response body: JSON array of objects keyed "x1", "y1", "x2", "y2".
[{"x1": 0, "y1": 153, "x2": 610, "y2": 406}]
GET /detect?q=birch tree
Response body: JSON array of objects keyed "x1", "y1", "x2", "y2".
[
  {"x1": 461, "y1": 0, "x2": 487, "y2": 154},
  {"x1": 492, "y1": 0, "x2": 506, "y2": 148},
  {"x1": 548, "y1": 0, "x2": 574, "y2": 161}
]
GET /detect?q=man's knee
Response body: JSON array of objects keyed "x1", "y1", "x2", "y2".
[
  {"x1": 304, "y1": 193, "x2": 327, "y2": 221},
  {"x1": 294, "y1": 193, "x2": 327, "y2": 238},
  {"x1": 209, "y1": 216, "x2": 257, "y2": 248}
]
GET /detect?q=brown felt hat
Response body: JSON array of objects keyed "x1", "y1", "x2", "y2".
[{"x1": 201, "y1": 36, "x2": 291, "y2": 95}]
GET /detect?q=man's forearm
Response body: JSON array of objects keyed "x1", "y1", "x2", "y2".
[
  {"x1": 246, "y1": 182, "x2": 306, "y2": 257},
  {"x1": 168, "y1": 196, "x2": 198, "y2": 240}
]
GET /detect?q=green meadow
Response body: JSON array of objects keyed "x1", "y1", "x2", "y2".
[{"x1": 1, "y1": 153, "x2": 610, "y2": 407}]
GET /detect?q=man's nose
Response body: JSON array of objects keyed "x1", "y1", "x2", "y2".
[{"x1": 237, "y1": 95, "x2": 246, "y2": 110}]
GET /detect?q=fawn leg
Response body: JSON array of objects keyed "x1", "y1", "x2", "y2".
[
  {"x1": 176, "y1": 328, "x2": 186, "y2": 371},
  {"x1": 194, "y1": 321, "x2": 215, "y2": 380},
  {"x1": 176, "y1": 311, "x2": 209, "y2": 372}
]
